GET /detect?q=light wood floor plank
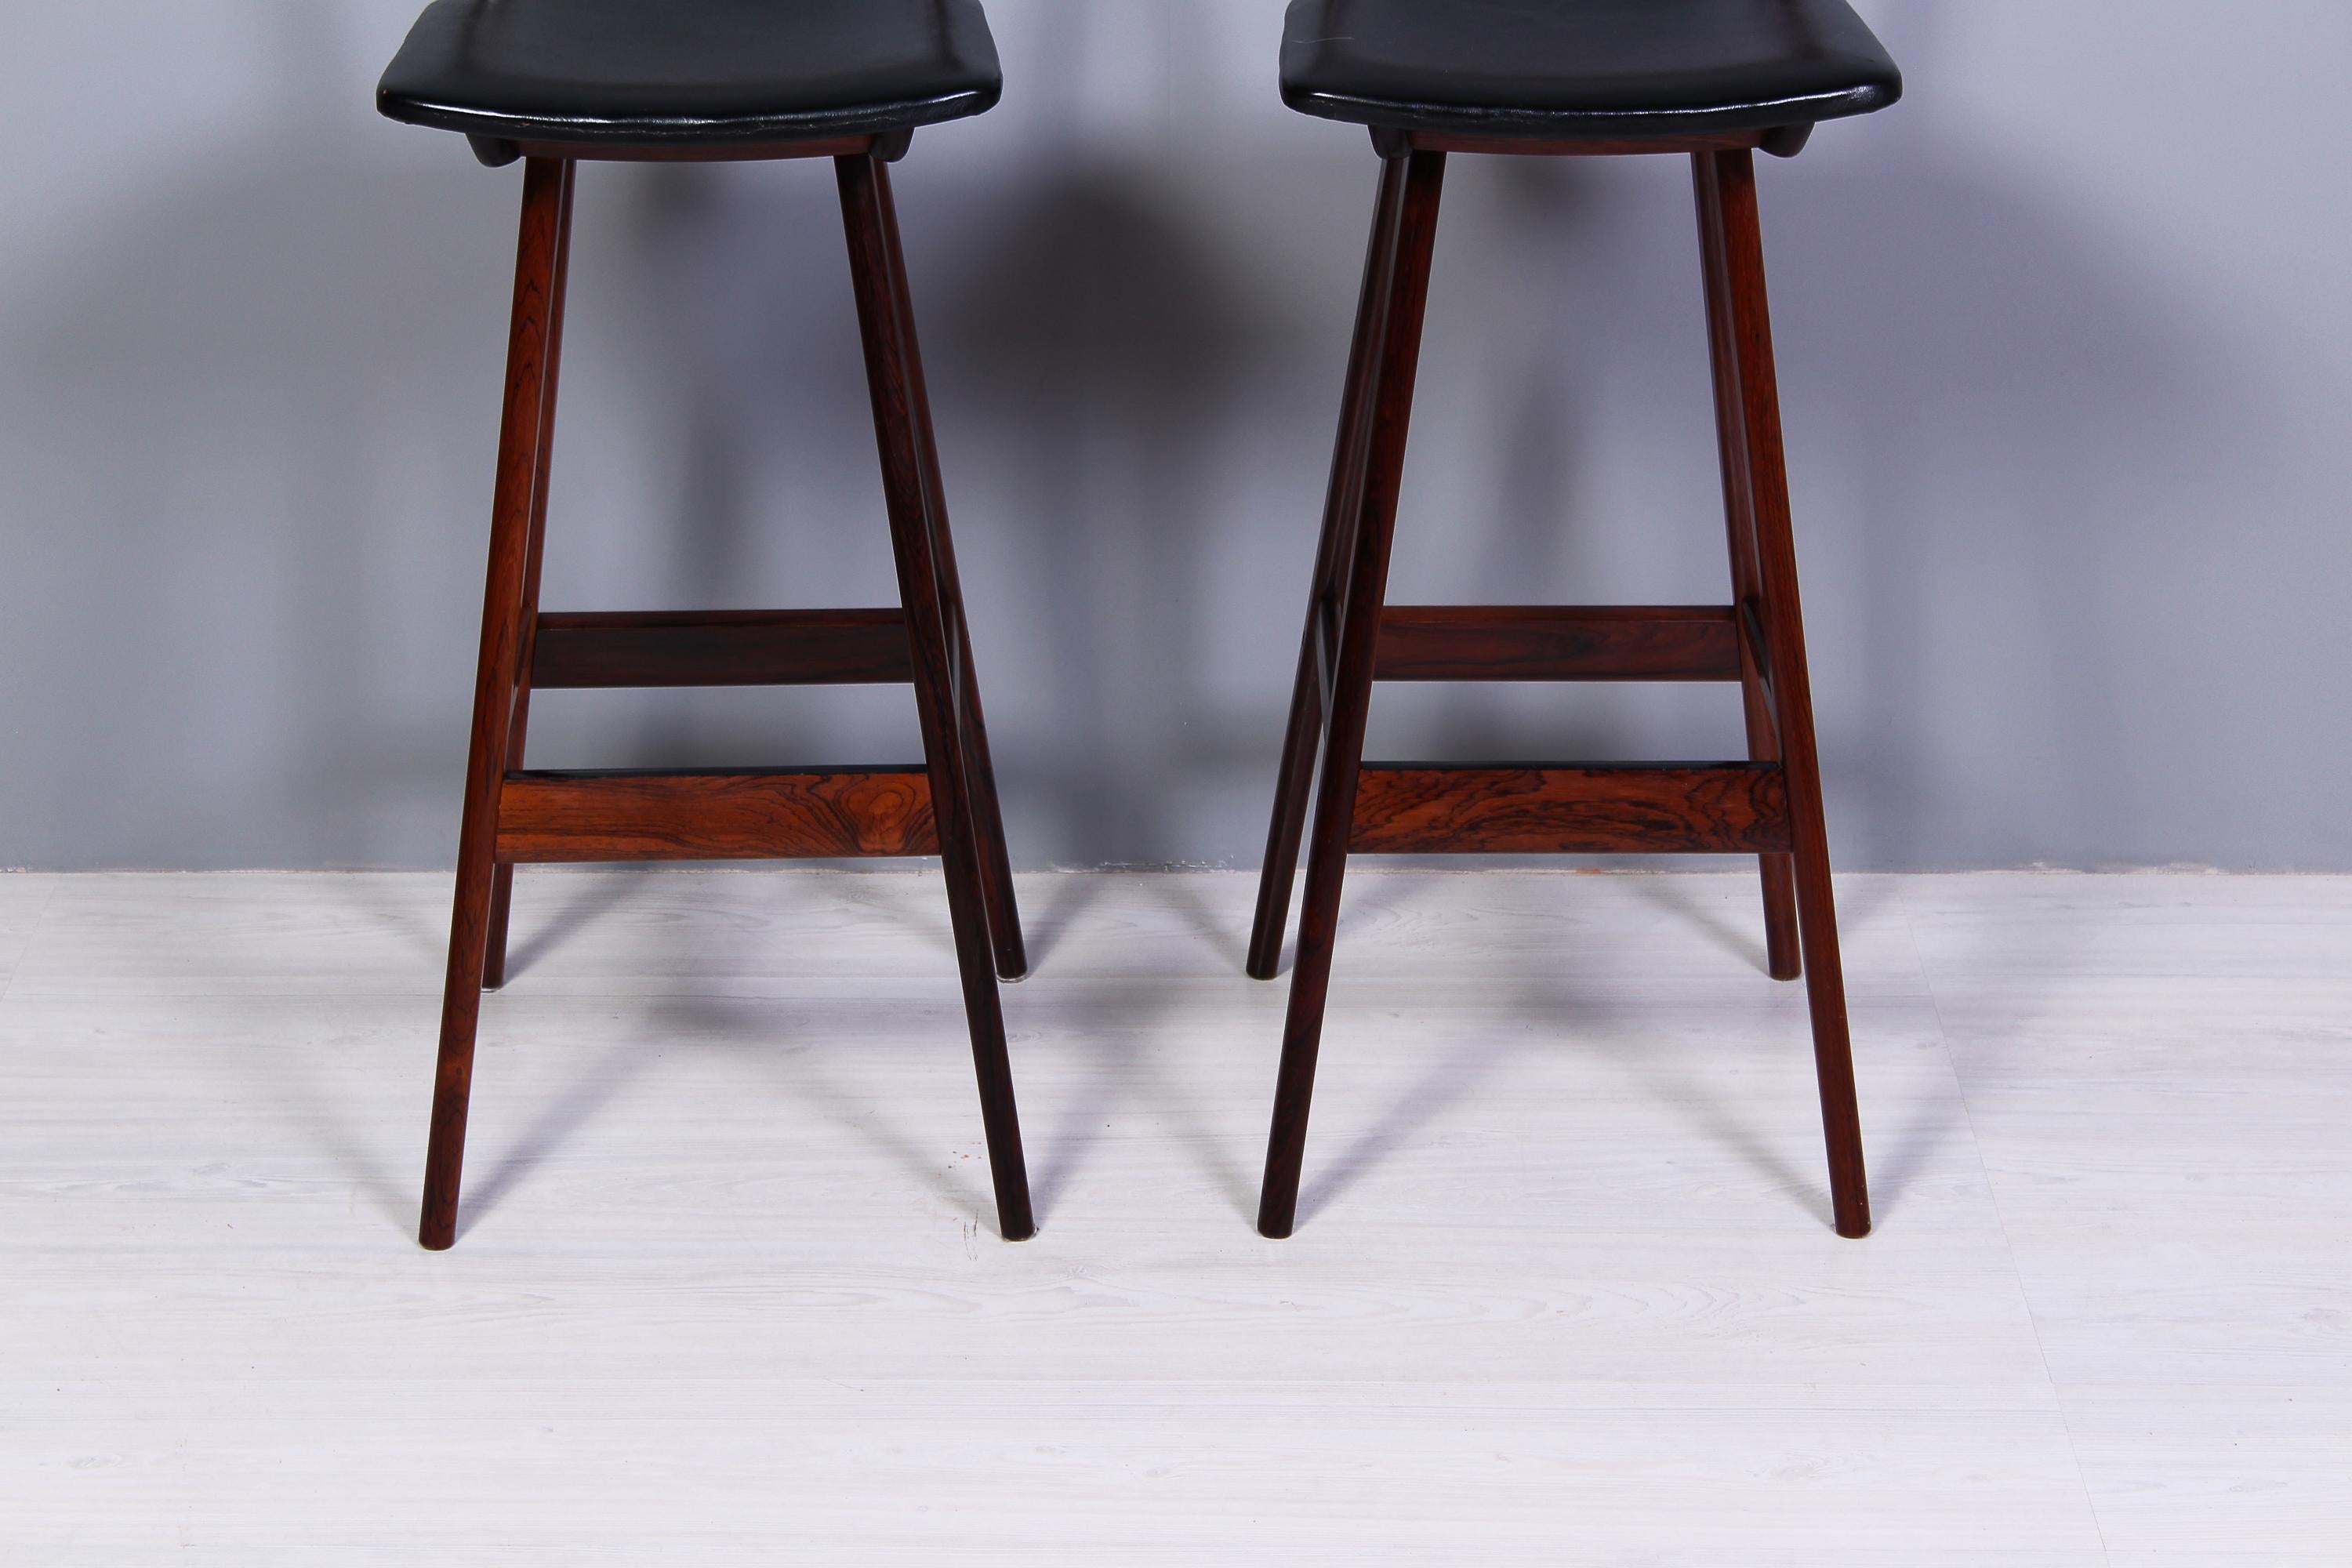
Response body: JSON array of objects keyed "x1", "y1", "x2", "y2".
[
  {"x1": 1903, "y1": 873, "x2": 2350, "y2": 1558},
  {"x1": 0, "y1": 872, "x2": 59, "y2": 994},
  {"x1": 1, "y1": 1382, "x2": 2102, "y2": 1561},
  {"x1": 5, "y1": 869, "x2": 2344, "y2": 1557}
]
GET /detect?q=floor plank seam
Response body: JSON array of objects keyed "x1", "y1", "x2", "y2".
[
  {"x1": 4, "y1": 871, "x2": 2345, "y2": 1555},
  {"x1": 1896, "y1": 879, "x2": 2115, "y2": 1563},
  {"x1": 0, "y1": 874, "x2": 64, "y2": 1004}
]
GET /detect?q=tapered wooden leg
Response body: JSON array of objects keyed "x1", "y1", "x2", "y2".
[
  {"x1": 1258, "y1": 151, "x2": 1449, "y2": 1240},
  {"x1": 1699, "y1": 149, "x2": 1870, "y2": 1238},
  {"x1": 871, "y1": 165, "x2": 1026, "y2": 982},
  {"x1": 482, "y1": 162, "x2": 576, "y2": 993},
  {"x1": 1248, "y1": 154, "x2": 1413, "y2": 982},
  {"x1": 420, "y1": 157, "x2": 573, "y2": 1251},
  {"x1": 1693, "y1": 156, "x2": 1799, "y2": 982},
  {"x1": 839, "y1": 151, "x2": 1035, "y2": 1240}
]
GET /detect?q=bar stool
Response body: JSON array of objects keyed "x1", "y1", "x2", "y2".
[
  {"x1": 377, "y1": 0, "x2": 1033, "y2": 1248},
  {"x1": 1250, "y1": 1, "x2": 1902, "y2": 1239}
]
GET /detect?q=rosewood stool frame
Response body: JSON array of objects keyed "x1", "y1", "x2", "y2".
[
  {"x1": 1250, "y1": 130, "x2": 1871, "y2": 1242},
  {"x1": 419, "y1": 136, "x2": 1034, "y2": 1250}
]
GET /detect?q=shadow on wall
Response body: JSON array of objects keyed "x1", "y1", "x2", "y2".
[
  {"x1": 1338, "y1": 0, "x2": 2255, "y2": 869},
  {"x1": 923, "y1": 164, "x2": 1293, "y2": 866},
  {"x1": 1762, "y1": 0, "x2": 2263, "y2": 868},
  {"x1": 595, "y1": 154, "x2": 1294, "y2": 866},
  {"x1": 0, "y1": 0, "x2": 2295, "y2": 869},
  {"x1": 0, "y1": 5, "x2": 522, "y2": 867}
]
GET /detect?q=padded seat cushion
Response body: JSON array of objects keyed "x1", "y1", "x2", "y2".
[
  {"x1": 1281, "y1": 0, "x2": 1900, "y2": 140},
  {"x1": 378, "y1": 0, "x2": 1001, "y2": 147}
]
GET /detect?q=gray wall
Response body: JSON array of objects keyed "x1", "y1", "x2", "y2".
[{"x1": 2, "y1": 1, "x2": 2347, "y2": 872}]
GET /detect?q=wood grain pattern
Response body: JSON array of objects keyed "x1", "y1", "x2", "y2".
[
  {"x1": 1249, "y1": 136, "x2": 1873, "y2": 1245},
  {"x1": 420, "y1": 143, "x2": 1033, "y2": 1250},
  {"x1": 1260, "y1": 149, "x2": 1450, "y2": 1240},
  {"x1": 495, "y1": 770, "x2": 938, "y2": 862},
  {"x1": 1375, "y1": 605, "x2": 1742, "y2": 683},
  {"x1": 1250, "y1": 152, "x2": 1416, "y2": 982},
  {"x1": 866, "y1": 151, "x2": 1026, "y2": 986},
  {"x1": 1349, "y1": 764, "x2": 1793, "y2": 855},
  {"x1": 530, "y1": 609, "x2": 915, "y2": 689},
  {"x1": 1698, "y1": 144, "x2": 1798, "y2": 982},
  {"x1": 837, "y1": 149, "x2": 1033, "y2": 1240},
  {"x1": 479, "y1": 153, "x2": 578, "y2": 995},
  {"x1": 1697, "y1": 147, "x2": 1870, "y2": 1238},
  {"x1": 421, "y1": 156, "x2": 574, "y2": 1251}
]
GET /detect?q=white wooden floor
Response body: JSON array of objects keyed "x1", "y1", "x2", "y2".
[{"x1": 1, "y1": 870, "x2": 2345, "y2": 1563}]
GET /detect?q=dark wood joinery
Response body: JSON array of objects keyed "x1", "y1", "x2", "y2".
[
  {"x1": 1348, "y1": 764, "x2": 1793, "y2": 856},
  {"x1": 1249, "y1": 145, "x2": 1870, "y2": 1243},
  {"x1": 495, "y1": 769, "x2": 941, "y2": 862},
  {"x1": 1374, "y1": 606, "x2": 1744, "y2": 683},
  {"x1": 530, "y1": 609, "x2": 916, "y2": 689},
  {"x1": 419, "y1": 143, "x2": 1033, "y2": 1253}
]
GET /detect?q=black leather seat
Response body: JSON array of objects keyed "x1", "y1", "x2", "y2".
[
  {"x1": 1280, "y1": 0, "x2": 1901, "y2": 140},
  {"x1": 378, "y1": 0, "x2": 1001, "y2": 150}
]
